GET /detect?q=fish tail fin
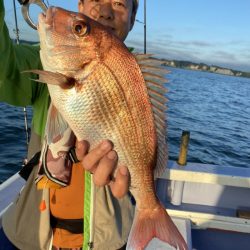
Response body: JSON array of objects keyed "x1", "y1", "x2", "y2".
[{"x1": 126, "y1": 205, "x2": 188, "y2": 250}]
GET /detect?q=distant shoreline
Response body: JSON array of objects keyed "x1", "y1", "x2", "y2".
[
  {"x1": 15, "y1": 39, "x2": 250, "y2": 79},
  {"x1": 161, "y1": 59, "x2": 250, "y2": 78}
]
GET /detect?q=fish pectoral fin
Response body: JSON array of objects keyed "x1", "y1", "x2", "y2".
[
  {"x1": 45, "y1": 104, "x2": 70, "y2": 145},
  {"x1": 22, "y1": 69, "x2": 75, "y2": 89}
]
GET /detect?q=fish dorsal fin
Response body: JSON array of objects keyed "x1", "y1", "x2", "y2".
[
  {"x1": 135, "y1": 53, "x2": 169, "y2": 177},
  {"x1": 45, "y1": 104, "x2": 69, "y2": 145}
]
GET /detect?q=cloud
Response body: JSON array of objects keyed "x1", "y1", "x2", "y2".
[
  {"x1": 209, "y1": 50, "x2": 237, "y2": 61},
  {"x1": 174, "y1": 40, "x2": 213, "y2": 47},
  {"x1": 126, "y1": 36, "x2": 250, "y2": 72}
]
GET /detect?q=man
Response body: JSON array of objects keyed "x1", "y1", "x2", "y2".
[
  {"x1": 0, "y1": 0, "x2": 186, "y2": 249},
  {"x1": 0, "y1": 0, "x2": 136, "y2": 249}
]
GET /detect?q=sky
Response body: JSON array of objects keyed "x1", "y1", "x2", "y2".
[{"x1": 4, "y1": 0, "x2": 250, "y2": 71}]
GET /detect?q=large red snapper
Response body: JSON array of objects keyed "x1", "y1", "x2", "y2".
[{"x1": 30, "y1": 7, "x2": 187, "y2": 250}]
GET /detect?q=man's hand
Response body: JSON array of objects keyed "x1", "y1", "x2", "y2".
[{"x1": 75, "y1": 140, "x2": 130, "y2": 198}]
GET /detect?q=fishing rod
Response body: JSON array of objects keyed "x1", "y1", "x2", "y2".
[
  {"x1": 12, "y1": 0, "x2": 30, "y2": 162},
  {"x1": 144, "y1": 0, "x2": 146, "y2": 54},
  {"x1": 12, "y1": 0, "x2": 20, "y2": 44},
  {"x1": 136, "y1": 0, "x2": 147, "y2": 54}
]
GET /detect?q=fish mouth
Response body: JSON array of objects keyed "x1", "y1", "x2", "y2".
[
  {"x1": 38, "y1": 7, "x2": 55, "y2": 29},
  {"x1": 44, "y1": 7, "x2": 54, "y2": 26}
]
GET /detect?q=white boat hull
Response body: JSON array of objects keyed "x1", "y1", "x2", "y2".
[{"x1": 1, "y1": 160, "x2": 250, "y2": 249}]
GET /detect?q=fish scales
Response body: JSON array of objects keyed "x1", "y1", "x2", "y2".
[
  {"x1": 107, "y1": 42, "x2": 156, "y2": 145},
  {"x1": 47, "y1": 41, "x2": 157, "y2": 206},
  {"x1": 109, "y1": 46, "x2": 154, "y2": 135},
  {"x1": 102, "y1": 45, "x2": 157, "y2": 196}
]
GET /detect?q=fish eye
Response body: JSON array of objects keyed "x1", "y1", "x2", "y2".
[{"x1": 72, "y1": 21, "x2": 89, "y2": 37}]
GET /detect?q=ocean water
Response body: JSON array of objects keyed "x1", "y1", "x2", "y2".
[
  {"x1": 0, "y1": 67, "x2": 249, "y2": 183},
  {"x1": 0, "y1": 104, "x2": 32, "y2": 183},
  {"x1": 167, "y1": 67, "x2": 250, "y2": 167}
]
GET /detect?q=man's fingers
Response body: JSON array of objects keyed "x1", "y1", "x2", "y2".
[
  {"x1": 75, "y1": 140, "x2": 90, "y2": 161},
  {"x1": 93, "y1": 150, "x2": 118, "y2": 186},
  {"x1": 109, "y1": 166, "x2": 129, "y2": 198},
  {"x1": 76, "y1": 139, "x2": 130, "y2": 199},
  {"x1": 81, "y1": 140, "x2": 113, "y2": 172}
]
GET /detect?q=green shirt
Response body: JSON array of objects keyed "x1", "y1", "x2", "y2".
[{"x1": 0, "y1": 0, "x2": 49, "y2": 138}]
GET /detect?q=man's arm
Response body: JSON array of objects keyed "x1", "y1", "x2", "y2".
[{"x1": 0, "y1": 0, "x2": 43, "y2": 107}]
